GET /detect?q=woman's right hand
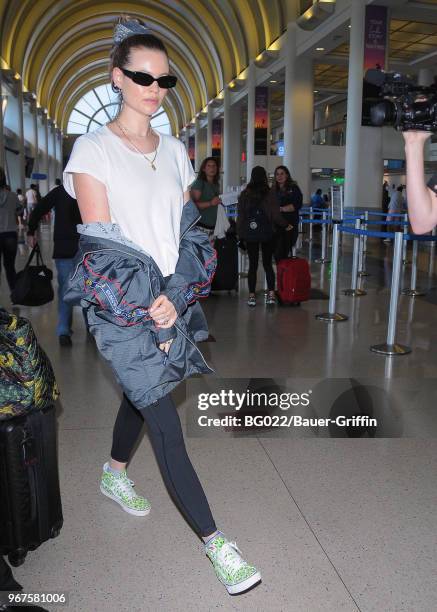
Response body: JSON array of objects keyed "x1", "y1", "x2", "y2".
[
  {"x1": 285, "y1": 224, "x2": 293, "y2": 232},
  {"x1": 210, "y1": 196, "x2": 221, "y2": 207}
]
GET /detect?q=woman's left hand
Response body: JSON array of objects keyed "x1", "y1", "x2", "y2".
[{"x1": 150, "y1": 295, "x2": 177, "y2": 328}]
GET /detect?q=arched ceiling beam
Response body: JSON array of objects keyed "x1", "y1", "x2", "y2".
[
  {"x1": 9, "y1": 2, "x2": 228, "y2": 98},
  {"x1": 42, "y1": 38, "x2": 201, "y2": 123}
]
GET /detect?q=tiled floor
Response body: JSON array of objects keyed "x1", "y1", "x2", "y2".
[{"x1": 2, "y1": 224, "x2": 437, "y2": 611}]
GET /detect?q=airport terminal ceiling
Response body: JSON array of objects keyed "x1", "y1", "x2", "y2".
[
  {"x1": 0, "y1": 0, "x2": 287, "y2": 134},
  {"x1": 2, "y1": 1, "x2": 437, "y2": 135}
]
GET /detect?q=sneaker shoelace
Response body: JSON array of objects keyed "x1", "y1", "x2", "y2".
[
  {"x1": 113, "y1": 473, "x2": 137, "y2": 499},
  {"x1": 217, "y1": 541, "x2": 246, "y2": 576}
]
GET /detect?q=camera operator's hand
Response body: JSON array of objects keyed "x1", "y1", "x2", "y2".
[
  {"x1": 403, "y1": 131, "x2": 437, "y2": 234},
  {"x1": 402, "y1": 131, "x2": 432, "y2": 146}
]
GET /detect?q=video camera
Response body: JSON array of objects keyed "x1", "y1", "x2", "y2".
[{"x1": 364, "y1": 68, "x2": 437, "y2": 132}]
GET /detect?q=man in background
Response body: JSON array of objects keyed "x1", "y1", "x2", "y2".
[{"x1": 27, "y1": 179, "x2": 82, "y2": 347}]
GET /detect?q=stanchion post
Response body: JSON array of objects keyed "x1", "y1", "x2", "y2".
[
  {"x1": 309, "y1": 207, "x2": 314, "y2": 242},
  {"x1": 344, "y1": 219, "x2": 367, "y2": 296},
  {"x1": 358, "y1": 214, "x2": 370, "y2": 278},
  {"x1": 402, "y1": 213, "x2": 409, "y2": 265},
  {"x1": 363, "y1": 210, "x2": 369, "y2": 254},
  {"x1": 402, "y1": 238, "x2": 425, "y2": 297},
  {"x1": 315, "y1": 212, "x2": 331, "y2": 264},
  {"x1": 371, "y1": 231, "x2": 411, "y2": 355},
  {"x1": 316, "y1": 223, "x2": 348, "y2": 322}
]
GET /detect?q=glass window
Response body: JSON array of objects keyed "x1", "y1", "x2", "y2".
[{"x1": 67, "y1": 85, "x2": 172, "y2": 134}]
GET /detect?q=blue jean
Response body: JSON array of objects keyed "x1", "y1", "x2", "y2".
[{"x1": 55, "y1": 258, "x2": 74, "y2": 336}]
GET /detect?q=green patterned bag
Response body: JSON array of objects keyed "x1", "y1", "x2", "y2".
[{"x1": 0, "y1": 308, "x2": 59, "y2": 419}]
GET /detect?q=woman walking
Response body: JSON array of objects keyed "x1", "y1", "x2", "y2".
[
  {"x1": 63, "y1": 18, "x2": 260, "y2": 595},
  {"x1": 237, "y1": 166, "x2": 292, "y2": 306}
]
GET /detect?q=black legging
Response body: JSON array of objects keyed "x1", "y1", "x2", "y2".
[
  {"x1": 274, "y1": 225, "x2": 299, "y2": 262},
  {"x1": 111, "y1": 393, "x2": 217, "y2": 538},
  {"x1": 0, "y1": 232, "x2": 17, "y2": 290},
  {"x1": 246, "y1": 239, "x2": 275, "y2": 293}
]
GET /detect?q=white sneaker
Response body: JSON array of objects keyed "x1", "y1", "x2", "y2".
[
  {"x1": 205, "y1": 532, "x2": 261, "y2": 594},
  {"x1": 100, "y1": 463, "x2": 151, "y2": 516}
]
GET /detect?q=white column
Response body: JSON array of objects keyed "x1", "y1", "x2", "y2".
[
  {"x1": 206, "y1": 104, "x2": 213, "y2": 157},
  {"x1": 59, "y1": 131, "x2": 64, "y2": 178},
  {"x1": 0, "y1": 71, "x2": 4, "y2": 169},
  {"x1": 52, "y1": 124, "x2": 57, "y2": 181},
  {"x1": 344, "y1": 2, "x2": 384, "y2": 209},
  {"x1": 32, "y1": 102, "x2": 39, "y2": 174},
  {"x1": 194, "y1": 117, "x2": 201, "y2": 172},
  {"x1": 246, "y1": 61, "x2": 256, "y2": 180},
  {"x1": 283, "y1": 51, "x2": 313, "y2": 201},
  {"x1": 223, "y1": 86, "x2": 232, "y2": 190},
  {"x1": 57, "y1": 130, "x2": 62, "y2": 179},
  {"x1": 17, "y1": 79, "x2": 26, "y2": 191},
  {"x1": 44, "y1": 113, "x2": 49, "y2": 193},
  {"x1": 344, "y1": 0, "x2": 366, "y2": 209},
  {"x1": 228, "y1": 102, "x2": 242, "y2": 186}
]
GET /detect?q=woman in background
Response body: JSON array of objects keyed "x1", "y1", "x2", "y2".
[{"x1": 270, "y1": 165, "x2": 303, "y2": 261}]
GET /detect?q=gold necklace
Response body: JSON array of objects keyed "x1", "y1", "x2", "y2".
[{"x1": 115, "y1": 120, "x2": 159, "y2": 171}]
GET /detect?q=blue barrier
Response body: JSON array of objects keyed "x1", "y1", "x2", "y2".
[{"x1": 340, "y1": 226, "x2": 395, "y2": 240}]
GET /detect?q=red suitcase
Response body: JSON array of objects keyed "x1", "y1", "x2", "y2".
[{"x1": 276, "y1": 257, "x2": 311, "y2": 305}]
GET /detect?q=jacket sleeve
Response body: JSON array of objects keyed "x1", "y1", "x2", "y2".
[
  {"x1": 27, "y1": 191, "x2": 55, "y2": 235},
  {"x1": 161, "y1": 221, "x2": 217, "y2": 317},
  {"x1": 292, "y1": 185, "x2": 303, "y2": 211},
  {"x1": 64, "y1": 250, "x2": 154, "y2": 328},
  {"x1": 268, "y1": 191, "x2": 289, "y2": 228}
]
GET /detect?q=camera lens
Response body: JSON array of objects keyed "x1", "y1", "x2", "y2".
[{"x1": 370, "y1": 100, "x2": 398, "y2": 126}]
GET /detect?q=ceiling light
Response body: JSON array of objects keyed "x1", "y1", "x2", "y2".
[
  {"x1": 314, "y1": 90, "x2": 319, "y2": 93},
  {"x1": 270, "y1": 80, "x2": 277, "y2": 83},
  {"x1": 316, "y1": 47, "x2": 325, "y2": 51}
]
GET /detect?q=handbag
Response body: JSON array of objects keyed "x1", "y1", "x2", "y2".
[
  {"x1": 11, "y1": 244, "x2": 54, "y2": 306},
  {"x1": 0, "y1": 309, "x2": 60, "y2": 419}
]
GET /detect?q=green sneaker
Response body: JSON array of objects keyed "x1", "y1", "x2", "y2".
[
  {"x1": 205, "y1": 532, "x2": 261, "y2": 594},
  {"x1": 100, "y1": 463, "x2": 151, "y2": 516}
]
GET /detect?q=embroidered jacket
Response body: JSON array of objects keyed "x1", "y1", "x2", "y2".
[{"x1": 64, "y1": 200, "x2": 216, "y2": 407}]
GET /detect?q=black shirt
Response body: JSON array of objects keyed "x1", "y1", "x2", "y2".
[
  {"x1": 271, "y1": 184, "x2": 303, "y2": 226},
  {"x1": 27, "y1": 185, "x2": 82, "y2": 259}
]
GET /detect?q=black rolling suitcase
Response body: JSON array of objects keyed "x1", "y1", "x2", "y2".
[
  {"x1": 212, "y1": 234, "x2": 239, "y2": 291},
  {"x1": 0, "y1": 404, "x2": 63, "y2": 567}
]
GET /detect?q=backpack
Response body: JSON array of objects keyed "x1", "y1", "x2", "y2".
[{"x1": 242, "y1": 195, "x2": 273, "y2": 242}]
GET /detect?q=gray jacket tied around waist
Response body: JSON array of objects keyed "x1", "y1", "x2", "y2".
[{"x1": 64, "y1": 200, "x2": 217, "y2": 407}]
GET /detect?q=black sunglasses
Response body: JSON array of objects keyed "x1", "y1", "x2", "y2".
[{"x1": 120, "y1": 68, "x2": 177, "y2": 89}]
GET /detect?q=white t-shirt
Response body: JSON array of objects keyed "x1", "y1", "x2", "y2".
[
  {"x1": 25, "y1": 189, "x2": 37, "y2": 205},
  {"x1": 63, "y1": 125, "x2": 196, "y2": 276}
]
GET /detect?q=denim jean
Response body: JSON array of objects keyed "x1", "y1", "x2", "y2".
[{"x1": 55, "y1": 258, "x2": 74, "y2": 336}]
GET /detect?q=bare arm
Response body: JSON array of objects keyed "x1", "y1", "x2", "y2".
[
  {"x1": 72, "y1": 173, "x2": 111, "y2": 222},
  {"x1": 191, "y1": 188, "x2": 221, "y2": 210},
  {"x1": 403, "y1": 131, "x2": 437, "y2": 234}
]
